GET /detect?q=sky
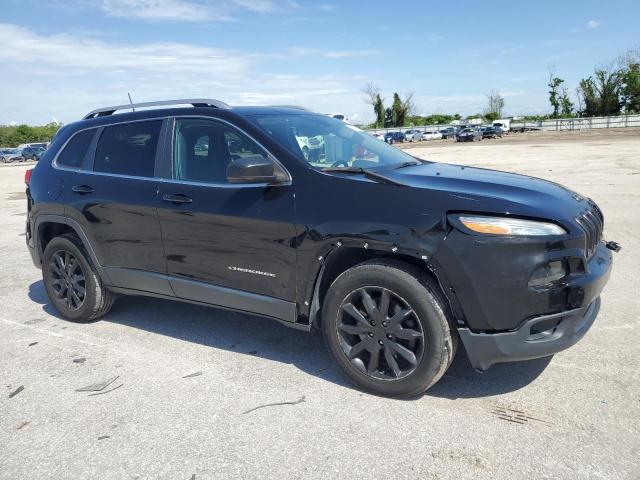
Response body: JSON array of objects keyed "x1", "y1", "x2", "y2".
[{"x1": 0, "y1": 0, "x2": 638, "y2": 125}]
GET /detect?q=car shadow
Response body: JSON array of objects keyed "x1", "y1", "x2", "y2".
[{"x1": 28, "y1": 280, "x2": 551, "y2": 399}]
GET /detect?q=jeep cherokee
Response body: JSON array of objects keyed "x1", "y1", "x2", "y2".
[{"x1": 25, "y1": 99, "x2": 617, "y2": 397}]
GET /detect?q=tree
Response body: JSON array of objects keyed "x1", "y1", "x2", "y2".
[
  {"x1": 484, "y1": 89, "x2": 504, "y2": 120},
  {"x1": 577, "y1": 66, "x2": 622, "y2": 117},
  {"x1": 548, "y1": 74, "x2": 565, "y2": 117},
  {"x1": 483, "y1": 111, "x2": 501, "y2": 122},
  {"x1": 362, "y1": 83, "x2": 385, "y2": 127},
  {"x1": 391, "y1": 93, "x2": 404, "y2": 126},
  {"x1": 620, "y1": 62, "x2": 640, "y2": 113},
  {"x1": 384, "y1": 107, "x2": 393, "y2": 127},
  {"x1": 373, "y1": 95, "x2": 385, "y2": 127},
  {"x1": 407, "y1": 114, "x2": 462, "y2": 126},
  {"x1": 389, "y1": 92, "x2": 414, "y2": 127},
  {"x1": 559, "y1": 87, "x2": 574, "y2": 116},
  {"x1": 618, "y1": 48, "x2": 640, "y2": 113},
  {"x1": 578, "y1": 77, "x2": 599, "y2": 117},
  {"x1": 0, "y1": 121, "x2": 61, "y2": 147}
]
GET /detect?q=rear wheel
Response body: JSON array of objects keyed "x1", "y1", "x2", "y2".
[
  {"x1": 321, "y1": 260, "x2": 457, "y2": 397},
  {"x1": 42, "y1": 234, "x2": 115, "y2": 322}
]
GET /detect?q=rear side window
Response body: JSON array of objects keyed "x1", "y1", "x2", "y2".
[
  {"x1": 56, "y1": 129, "x2": 95, "y2": 168},
  {"x1": 94, "y1": 120, "x2": 162, "y2": 177}
]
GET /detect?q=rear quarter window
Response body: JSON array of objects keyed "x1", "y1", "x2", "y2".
[{"x1": 56, "y1": 129, "x2": 96, "y2": 168}]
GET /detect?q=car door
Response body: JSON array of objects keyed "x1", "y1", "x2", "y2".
[
  {"x1": 156, "y1": 116, "x2": 298, "y2": 319},
  {"x1": 61, "y1": 119, "x2": 172, "y2": 296}
]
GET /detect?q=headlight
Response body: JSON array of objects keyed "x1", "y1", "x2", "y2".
[{"x1": 457, "y1": 215, "x2": 567, "y2": 236}]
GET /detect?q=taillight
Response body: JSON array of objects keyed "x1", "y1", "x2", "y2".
[{"x1": 25, "y1": 168, "x2": 33, "y2": 185}]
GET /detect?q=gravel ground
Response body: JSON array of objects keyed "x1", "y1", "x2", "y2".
[{"x1": 1, "y1": 131, "x2": 639, "y2": 480}]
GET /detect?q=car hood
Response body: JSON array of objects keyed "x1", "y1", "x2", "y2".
[{"x1": 383, "y1": 162, "x2": 590, "y2": 220}]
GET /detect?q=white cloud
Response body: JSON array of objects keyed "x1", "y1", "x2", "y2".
[
  {"x1": 587, "y1": 19, "x2": 601, "y2": 29},
  {"x1": 98, "y1": 0, "x2": 316, "y2": 22},
  {"x1": 0, "y1": 23, "x2": 369, "y2": 124},
  {"x1": 0, "y1": 23, "x2": 250, "y2": 75},
  {"x1": 231, "y1": 0, "x2": 277, "y2": 13},
  {"x1": 101, "y1": 0, "x2": 232, "y2": 22}
]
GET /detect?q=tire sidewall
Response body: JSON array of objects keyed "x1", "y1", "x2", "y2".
[
  {"x1": 42, "y1": 236, "x2": 99, "y2": 322},
  {"x1": 322, "y1": 262, "x2": 451, "y2": 397}
]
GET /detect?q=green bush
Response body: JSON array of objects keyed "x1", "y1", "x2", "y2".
[{"x1": 0, "y1": 122, "x2": 62, "y2": 147}]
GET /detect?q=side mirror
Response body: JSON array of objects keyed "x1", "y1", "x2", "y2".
[{"x1": 226, "y1": 155, "x2": 288, "y2": 184}]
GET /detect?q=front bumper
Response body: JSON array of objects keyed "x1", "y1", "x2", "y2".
[{"x1": 458, "y1": 297, "x2": 601, "y2": 371}]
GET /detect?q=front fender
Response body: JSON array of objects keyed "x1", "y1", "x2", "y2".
[{"x1": 295, "y1": 219, "x2": 450, "y2": 325}]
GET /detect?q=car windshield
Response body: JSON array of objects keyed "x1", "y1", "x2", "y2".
[{"x1": 248, "y1": 114, "x2": 418, "y2": 170}]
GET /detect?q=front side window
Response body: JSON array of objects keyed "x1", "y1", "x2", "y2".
[
  {"x1": 93, "y1": 120, "x2": 162, "y2": 177},
  {"x1": 173, "y1": 118, "x2": 268, "y2": 183},
  {"x1": 248, "y1": 114, "x2": 418, "y2": 170},
  {"x1": 56, "y1": 129, "x2": 96, "y2": 168}
]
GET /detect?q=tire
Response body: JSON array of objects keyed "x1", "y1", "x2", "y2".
[
  {"x1": 321, "y1": 260, "x2": 457, "y2": 397},
  {"x1": 42, "y1": 233, "x2": 115, "y2": 322}
]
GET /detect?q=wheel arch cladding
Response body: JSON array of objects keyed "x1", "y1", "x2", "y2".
[
  {"x1": 307, "y1": 246, "x2": 460, "y2": 329},
  {"x1": 34, "y1": 215, "x2": 111, "y2": 285}
]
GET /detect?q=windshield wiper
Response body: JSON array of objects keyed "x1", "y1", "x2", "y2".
[
  {"x1": 392, "y1": 161, "x2": 421, "y2": 170},
  {"x1": 321, "y1": 166, "x2": 406, "y2": 186}
]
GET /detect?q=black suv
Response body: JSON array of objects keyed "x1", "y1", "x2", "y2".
[{"x1": 25, "y1": 99, "x2": 616, "y2": 397}]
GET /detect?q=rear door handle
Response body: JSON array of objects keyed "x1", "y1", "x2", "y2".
[
  {"x1": 71, "y1": 185, "x2": 94, "y2": 194},
  {"x1": 162, "y1": 193, "x2": 193, "y2": 204}
]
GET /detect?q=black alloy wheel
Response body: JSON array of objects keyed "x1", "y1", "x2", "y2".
[
  {"x1": 336, "y1": 286, "x2": 425, "y2": 380},
  {"x1": 49, "y1": 250, "x2": 86, "y2": 310}
]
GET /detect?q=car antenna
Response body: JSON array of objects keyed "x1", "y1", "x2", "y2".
[{"x1": 127, "y1": 92, "x2": 136, "y2": 112}]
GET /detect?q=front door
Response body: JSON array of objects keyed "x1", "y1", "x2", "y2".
[{"x1": 156, "y1": 117, "x2": 298, "y2": 318}]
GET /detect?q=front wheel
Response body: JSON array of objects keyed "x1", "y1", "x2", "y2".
[{"x1": 321, "y1": 260, "x2": 457, "y2": 397}]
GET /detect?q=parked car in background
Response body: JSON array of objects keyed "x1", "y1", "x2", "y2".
[
  {"x1": 384, "y1": 131, "x2": 404, "y2": 144},
  {"x1": 456, "y1": 128, "x2": 482, "y2": 142},
  {"x1": 370, "y1": 132, "x2": 385, "y2": 141},
  {"x1": 480, "y1": 126, "x2": 501, "y2": 139},
  {"x1": 295, "y1": 134, "x2": 325, "y2": 161},
  {"x1": 22, "y1": 146, "x2": 46, "y2": 161},
  {"x1": 421, "y1": 130, "x2": 443, "y2": 141},
  {"x1": 492, "y1": 119, "x2": 510, "y2": 134},
  {"x1": 0, "y1": 148, "x2": 25, "y2": 163},
  {"x1": 439, "y1": 127, "x2": 458, "y2": 139},
  {"x1": 404, "y1": 129, "x2": 423, "y2": 142}
]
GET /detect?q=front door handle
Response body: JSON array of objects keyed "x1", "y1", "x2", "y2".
[
  {"x1": 72, "y1": 185, "x2": 94, "y2": 194},
  {"x1": 162, "y1": 193, "x2": 193, "y2": 204}
]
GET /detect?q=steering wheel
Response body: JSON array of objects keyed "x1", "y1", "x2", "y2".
[{"x1": 330, "y1": 159, "x2": 350, "y2": 168}]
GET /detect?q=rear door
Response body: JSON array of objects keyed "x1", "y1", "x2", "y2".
[
  {"x1": 156, "y1": 116, "x2": 298, "y2": 317},
  {"x1": 62, "y1": 119, "x2": 171, "y2": 295}
]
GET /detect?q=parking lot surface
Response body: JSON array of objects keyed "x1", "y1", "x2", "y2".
[{"x1": 1, "y1": 130, "x2": 639, "y2": 479}]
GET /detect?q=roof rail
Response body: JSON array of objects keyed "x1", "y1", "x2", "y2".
[{"x1": 83, "y1": 98, "x2": 231, "y2": 119}]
